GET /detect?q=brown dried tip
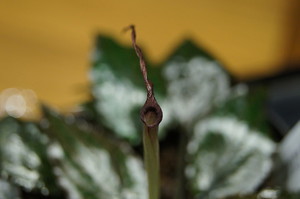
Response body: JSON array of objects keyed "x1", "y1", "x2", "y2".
[{"x1": 125, "y1": 25, "x2": 163, "y2": 128}]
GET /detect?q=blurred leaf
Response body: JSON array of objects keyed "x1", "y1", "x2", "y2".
[
  {"x1": 161, "y1": 40, "x2": 230, "y2": 127},
  {"x1": 278, "y1": 121, "x2": 300, "y2": 192},
  {"x1": 277, "y1": 191, "x2": 300, "y2": 199},
  {"x1": 223, "y1": 188, "x2": 300, "y2": 199},
  {"x1": 186, "y1": 116, "x2": 275, "y2": 199},
  {"x1": 163, "y1": 40, "x2": 215, "y2": 63},
  {"x1": 0, "y1": 179, "x2": 21, "y2": 199},
  {"x1": 215, "y1": 85, "x2": 271, "y2": 137},
  {"x1": 42, "y1": 106, "x2": 147, "y2": 199},
  {"x1": 0, "y1": 117, "x2": 62, "y2": 197},
  {"x1": 0, "y1": 107, "x2": 147, "y2": 199}
]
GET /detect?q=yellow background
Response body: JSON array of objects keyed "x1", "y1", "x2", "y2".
[{"x1": 0, "y1": 0, "x2": 299, "y2": 111}]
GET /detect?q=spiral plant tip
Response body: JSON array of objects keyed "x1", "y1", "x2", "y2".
[{"x1": 125, "y1": 25, "x2": 163, "y2": 128}]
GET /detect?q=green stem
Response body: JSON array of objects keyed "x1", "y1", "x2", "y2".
[
  {"x1": 141, "y1": 101, "x2": 162, "y2": 199},
  {"x1": 143, "y1": 123, "x2": 160, "y2": 199}
]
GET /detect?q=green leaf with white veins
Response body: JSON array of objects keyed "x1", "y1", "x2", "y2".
[
  {"x1": 0, "y1": 108, "x2": 147, "y2": 199},
  {"x1": 0, "y1": 117, "x2": 62, "y2": 197},
  {"x1": 42, "y1": 106, "x2": 147, "y2": 199},
  {"x1": 186, "y1": 116, "x2": 275, "y2": 199},
  {"x1": 161, "y1": 40, "x2": 231, "y2": 127}
]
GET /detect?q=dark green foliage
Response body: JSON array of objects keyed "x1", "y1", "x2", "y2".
[
  {"x1": 215, "y1": 87, "x2": 271, "y2": 137},
  {"x1": 0, "y1": 35, "x2": 293, "y2": 199}
]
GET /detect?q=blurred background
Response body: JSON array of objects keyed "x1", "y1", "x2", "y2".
[
  {"x1": 0, "y1": 0, "x2": 299, "y2": 112},
  {"x1": 1, "y1": 1, "x2": 300, "y2": 199}
]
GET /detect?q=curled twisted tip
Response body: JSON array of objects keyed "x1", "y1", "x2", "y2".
[
  {"x1": 122, "y1": 25, "x2": 135, "y2": 35},
  {"x1": 125, "y1": 25, "x2": 162, "y2": 127},
  {"x1": 124, "y1": 25, "x2": 153, "y2": 97}
]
